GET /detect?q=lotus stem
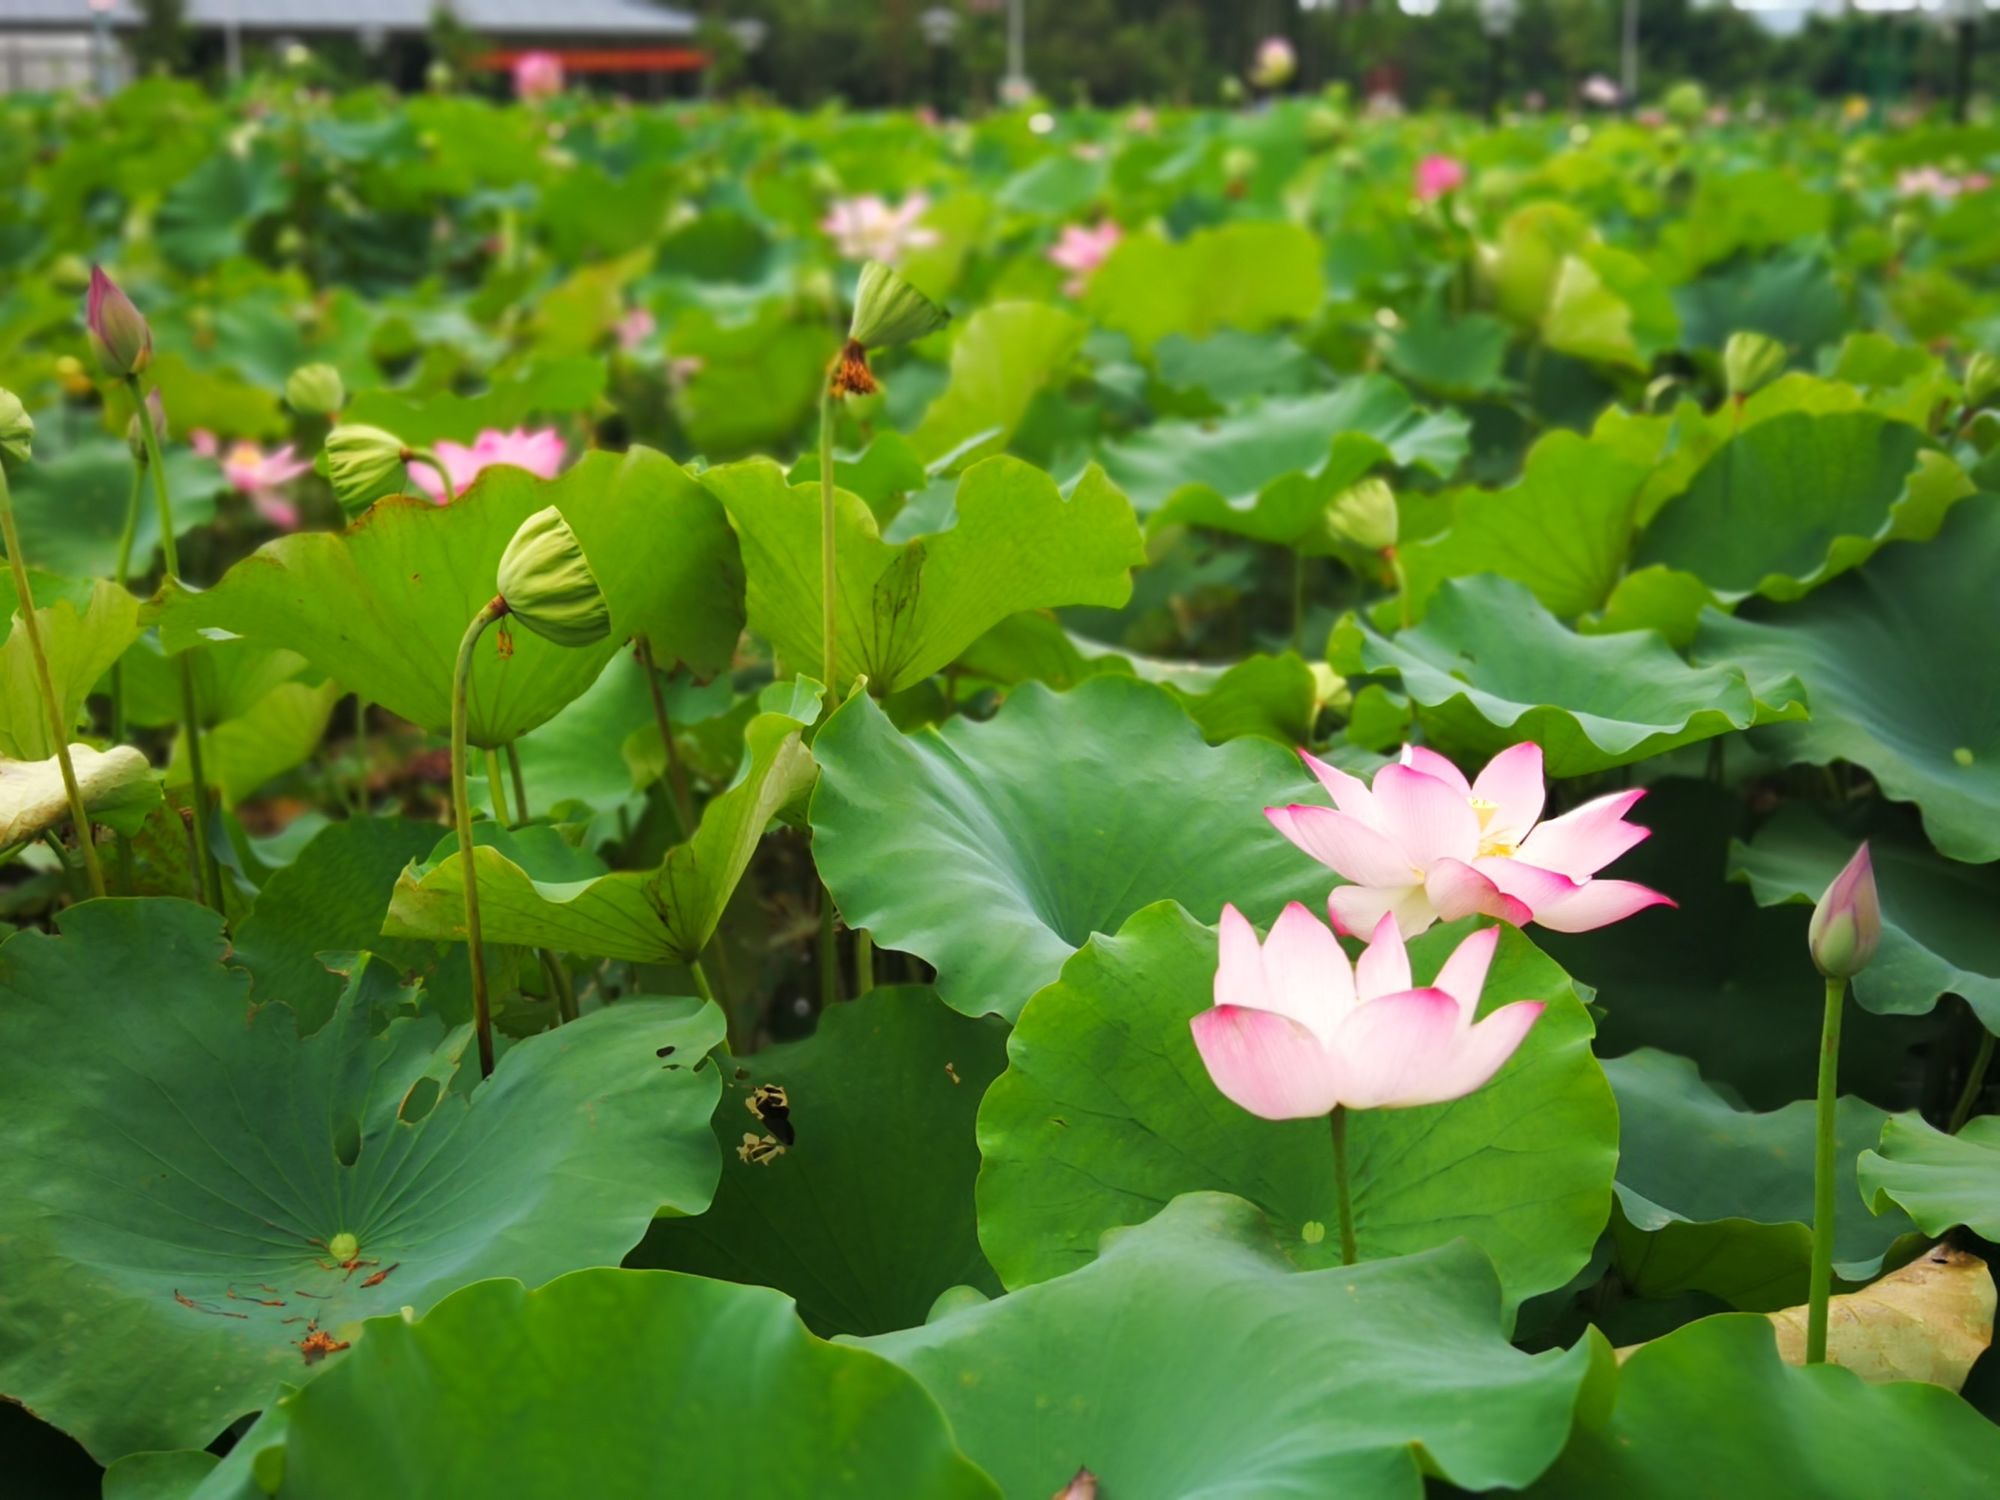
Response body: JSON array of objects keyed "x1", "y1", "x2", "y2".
[
  {"x1": 637, "y1": 637, "x2": 693, "y2": 835},
  {"x1": 1806, "y1": 974, "x2": 1846, "y2": 1364},
  {"x1": 351, "y1": 696, "x2": 371, "y2": 814},
  {"x1": 1949, "y1": 1028, "x2": 1995, "y2": 1134},
  {"x1": 486, "y1": 746, "x2": 512, "y2": 827},
  {"x1": 854, "y1": 928, "x2": 875, "y2": 996},
  {"x1": 0, "y1": 465, "x2": 105, "y2": 898},
  {"x1": 452, "y1": 595, "x2": 511, "y2": 1079},
  {"x1": 1331, "y1": 1105, "x2": 1358, "y2": 1268},
  {"x1": 818, "y1": 888, "x2": 840, "y2": 1009},
  {"x1": 407, "y1": 449, "x2": 456, "y2": 505},
  {"x1": 818, "y1": 378, "x2": 838, "y2": 691},
  {"x1": 540, "y1": 948, "x2": 577, "y2": 1024},
  {"x1": 506, "y1": 741, "x2": 529, "y2": 825},
  {"x1": 110, "y1": 461, "x2": 140, "y2": 747},
  {"x1": 1290, "y1": 550, "x2": 1306, "y2": 653}
]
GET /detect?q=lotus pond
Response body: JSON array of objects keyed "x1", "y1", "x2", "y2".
[{"x1": 5, "y1": 78, "x2": 2000, "y2": 1498}]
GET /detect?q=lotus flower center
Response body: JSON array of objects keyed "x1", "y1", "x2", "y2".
[{"x1": 1467, "y1": 796, "x2": 1517, "y2": 859}]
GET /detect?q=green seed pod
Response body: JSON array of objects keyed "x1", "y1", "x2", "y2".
[
  {"x1": 496, "y1": 505, "x2": 611, "y2": 647},
  {"x1": 1327, "y1": 476, "x2": 1397, "y2": 553},
  {"x1": 0, "y1": 387, "x2": 32, "y2": 474},
  {"x1": 286, "y1": 362, "x2": 346, "y2": 417},
  {"x1": 327, "y1": 1231, "x2": 359, "y2": 1263},
  {"x1": 325, "y1": 423, "x2": 411, "y2": 515},
  {"x1": 847, "y1": 260, "x2": 949, "y2": 352},
  {"x1": 1723, "y1": 331, "x2": 1787, "y2": 400}
]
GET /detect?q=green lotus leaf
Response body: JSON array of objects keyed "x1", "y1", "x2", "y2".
[
  {"x1": 1528, "y1": 1314, "x2": 2000, "y2": 1496},
  {"x1": 1349, "y1": 574, "x2": 1804, "y2": 776},
  {"x1": 188, "y1": 1270, "x2": 999, "y2": 1500},
  {"x1": 1384, "y1": 306, "x2": 1512, "y2": 397},
  {"x1": 339, "y1": 356, "x2": 607, "y2": 446},
  {"x1": 706, "y1": 452, "x2": 1142, "y2": 696},
  {"x1": 0, "y1": 742, "x2": 159, "y2": 847},
  {"x1": 117, "y1": 634, "x2": 314, "y2": 731},
  {"x1": 909, "y1": 301, "x2": 1088, "y2": 466},
  {"x1": 104, "y1": 1448, "x2": 218, "y2": 1500},
  {"x1": 635, "y1": 987, "x2": 1009, "y2": 1336},
  {"x1": 156, "y1": 145, "x2": 287, "y2": 268},
  {"x1": 809, "y1": 677, "x2": 1324, "y2": 1020},
  {"x1": 1606, "y1": 1049, "x2": 1921, "y2": 1309},
  {"x1": 974, "y1": 901, "x2": 1615, "y2": 1314},
  {"x1": 0, "y1": 578, "x2": 141, "y2": 759},
  {"x1": 862, "y1": 1193, "x2": 1601, "y2": 1498},
  {"x1": 1540, "y1": 244, "x2": 1681, "y2": 371},
  {"x1": 4, "y1": 442, "x2": 223, "y2": 579},
  {"x1": 1695, "y1": 498, "x2": 2000, "y2": 863},
  {"x1": 1083, "y1": 221, "x2": 1325, "y2": 356},
  {"x1": 0, "y1": 900, "x2": 724, "y2": 1462},
  {"x1": 1859, "y1": 1114, "x2": 2000, "y2": 1240},
  {"x1": 167, "y1": 678, "x2": 342, "y2": 807},
  {"x1": 1732, "y1": 804, "x2": 2000, "y2": 1029},
  {"x1": 384, "y1": 683, "x2": 820, "y2": 963}
]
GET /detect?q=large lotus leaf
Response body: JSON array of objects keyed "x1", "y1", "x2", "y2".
[
  {"x1": 167, "y1": 678, "x2": 342, "y2": 807},
  {"x1": 385, "y1": 683, "x2": 820, "y2": 963},
  {"x1": 156, "y1": 145, "x2": 288, "y2": 268},
  {"x1": 909, "y1": 301, "x2": 1088, "y2": 465},
  {"x1": 339, "y1": 357, "x2": 607, "y2": 446},
  {"x1": 1694, "y1": 498, "x2": 2000, "y2": 863},
  {"x1": 118, "y1": 634, "x2": 314, "y2": 731},
  {"x1": 1606, "y1": 1049, "x2": 1920, "y2": 1310},
  {"x1": 6, "y1": 442, "x2": 224, "y2": 578},
  {"x1": 1347, "y1": 575, "x2": 1804, "y2": 776},
  {"x1": 1096, "y1": 380, "x2": 1468, "y2": 549},
  {"x1": 975, "y1": 901, "x2": 1615, "y2": 1314},
  {"x1": 157, "y1": 467, "x2": 624, "y2": 748},
  {"x1": 104, "y1": 1449, "x2": 218, "y2": 1499},
  {"x1": 1399, "y1": 430, "x2": 1652, "y2": 622},
  {"x1": 864, "y1": 1193, "x2": 1600, "y2": 1499},
  {"x1": 0, "y1": 579, "x2": 141, "y2": 759},
  {"x1": 0, "y1": 743, "x2": 159, "y2": 846},
  {"x1": 1083, "y1": 221, "x2": 1324, "y2": 356},
  {"x1": 1540, "y1": 244, "x2": 1681, "y2": 370},
  {"x1": 1528, "y1": 1315, "x2": 2000, "y2": 1497},
  {"x1": 809, "y1": 677, "x2": 1323, "y2": 1020},
  {"x1": 634, "y1": 987, "x2": 1009, "y2": 1336},
  {"x1": 1636, "y1": 410, "x2": 1971, "y2": 603},
  {"x1": 708, "y1": 454, "x2": 1143, "y2": 696},
  {"x1": 0, "y1": 900, "x2": 725, "y2": 1462},
  {"x1": 1733, "y1": 804, "x2": 2000, "y2": 1028},
  {"x1": 1859, "y1": 1115, "x2": 2000, "y2": 1240},
  {"x1": 187, "y1": 1270, "x2": 999, "y2": 1500}
]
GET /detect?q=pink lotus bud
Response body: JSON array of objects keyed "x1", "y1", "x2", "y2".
[
  {"x1": 1415, "y1": 154, "x2": 1467, "y2": 203},
  {"x1": 86, "y1": 265, "x2": 152, "y2": 378},
  {"x1": 1808, "y1": 843, "x2": 1881, "y2": 980}
]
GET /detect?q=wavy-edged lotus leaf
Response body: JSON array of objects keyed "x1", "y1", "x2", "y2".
[
  {"x1": 1347, "y1": 574, "x2": 1804, "y2": 776},
  {"x1": 1083, "y1": 221, "x2": 1325, "y2": 356},
  {"x1": 167, "y1": 677, "x2": 343, "y2": 807},
  {"x1": 1540, "y1": 244, "x2": 1681, "y2": 371},
  {"x1": 1529, "y1": 1314, "x2": 2000, "y2": 1497},
  {"x1": 1096, "y1": 379, "x2": 1468, "y2": 549},
  {"x1": 707, "y1": 453, "x2": 1143, "y2": 696},
  {"x1": 0, "y1": 578, "x2": 141, "y2": 759},
  {"x1": 0, "y1": 743, "x2": 159, "y2": 846},
  {"x1": 634, "y1": 987, "x2": 1009, "y2": 1336},
  {"x1": 910, "y1": 301, "x2": 1088, "y2": 465},
  {"x1": 1636, "y1": 410, "x2": 1971, "y2": 605},
  {"x1": 1695, "y1": 498, "x2": 2000, "y2": 863},
  {"x1": 809, "y1": 677, "x2": 1323, "y2": 1020},
  {"x1": 1606, "y1": 1049, "x2": 1921, "y2": 1309},
  {"x1": 0, "y1": 900, "x2": 724, "y2": 1461},
  {"x1": 1731, "y1": 804, "x2": 2000, "y2": 1030},
  {"x1": 339, "y1": 356, "x2": 607, "y2": 446},
  {"x1": 187, "y1": 1270, "x2": 1000, "y2": 1500},
  {"x1": 385, "y1": 682, "x2": 820, "y2": 963},
  {"x1": 5, "y1": 441, "x2": 223, "y2": 579},
  {"x1": 1860, "y1": 1114, "x2": 2000, "y2": 1241},
  {"x1": 861, "y1": 1192, "x2": 1602, "y2": 1500},
  {"x1": 975, "y1": 901, "x2": 1616, "y2": 1314}
]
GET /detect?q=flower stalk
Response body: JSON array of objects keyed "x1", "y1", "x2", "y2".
[
  {"x1": 1806, "y1": 973, "x2": 1845, "y2": 1365},
  {"x1": 452, "y1": 595, "x2": 512, "y2": 1079},
  {"x1": 1330, "y1": 1105, "x2": 1358, "y2": 1267}
]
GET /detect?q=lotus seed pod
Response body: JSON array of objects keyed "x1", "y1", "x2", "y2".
[
  {"x1": 286, "y1": 362, "x2": 346, "y2": 417},
  {"x1": 496, "y1": 505, "x2": 611, "y2": 647},
  {"x1": 325, "y1": 423, "x2": 411, "y2": 515},
  {"x1": 85, "y1": 265, "x2": 152, "y2": 378},
  {"x1": 0, "y1": 388, "x2": 32, "y2": 474},
  {"x1": 1723, "y1": 331, "x2": 1787, "y2": 399},
  {"x1": 1808, "y1": 843, "x2": 1881, "y2": 981},
  {"x1": 847, "y1": 260, "x2": 949, "y2": 353},
  {"x1": 327, "y1": 1231, "x2": 359, "y2": 1263},
  {"x1": 1328, "y1": 476, "x2": 1398, "y2": 553}
]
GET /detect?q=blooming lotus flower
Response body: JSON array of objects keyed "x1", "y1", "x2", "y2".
[
  {"x1": 821, "y1": 194, "x2": 939, "y2": 266},
  {"x1": 1579, "y1": 74, "x2": 1622, "y2": 108},
  {"x1": 1267, "y1": 742, "x2": 1671, "y2": 938},
  {"x1": 1047, "y1": 220, "x2": 1122, "y2": 296},
  {"x1": 1250, "y1": 36, "x2": 1296, "y2": 90},
  {"x1": 616, "y1": 306, "x2": 657, "y2": 354},
  {"x1": 219, "y1": 439, "x2": 312, "y2": 530},
  {"x1": 1414, "y1": 154, "x2": 1466, "y2": 202},
  {"x1": 408, "y1": 427, "x2": 566, "y2": 503},
  {"x1": 1192, "y1": 903, "x2": 1544, "y2": 1119},
  {"x1": 514, "y1": 51, "x2": 563, "y2": 101}
]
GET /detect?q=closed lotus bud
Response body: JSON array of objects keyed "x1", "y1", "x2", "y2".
[
  {"x1": 0, "y1": 387, "x2": 32, "y2": 473},
  {"x1": 85, "y1": 265, "x2": 152, "y2": 378},
  {"x1": 1723, "y1": 332, "x2": 1786, "y2": 399},
  {"x1": 325, "y1": 423, "x2": 411, "y2": 514},
  {"x1": 496, "y1": 505, "x2": 610, "y2": 647},
  {"x1": 1809, "y1": 843, "x2": 1881, "y2": 980},
  {"x1": 1966, "y1": 351, "x2": 2000, "y2": 408},
  {"x1": 835, "y1": 261, "x2": 949, "y2": 400},
  {"x1": 286, "y1": 362, "x2": 345, "y2": 416},
  {"x1": 1328, "y1": 476, "x2": 1398, "y2": 554}
]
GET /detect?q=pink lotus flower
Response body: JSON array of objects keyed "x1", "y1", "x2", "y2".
[
  {"x1": 1415, "y1": 154, "x2": 1467, "y2": 202},
  {"x1": 1250, "y1": 36, "x2": 1296, "y2": 91},
  {"x1": 1192, "y1": 903, "x2": 1544, "y2": 1119},
  {"x1": 408, "y1": 427, "x2": 566, "y2": 503},
  {"x1": 514, "y1": 51, "x2": 563, "y2": 102},
  {"x1": 219, "y1": 439, "x2": 312, "y2": 530},
  {"x1": 616, "y1": 306, "x2": 657, "y2": 354},
  {"x1": 821, "y1": 194, "x2": 940, "y2": 266},
  {"x1": 1048, "y1": 219, "x2": 1122, "y2": 296},
  {"x1": 1266, "y1": 742, "x2": 1671, "y2": 938}
]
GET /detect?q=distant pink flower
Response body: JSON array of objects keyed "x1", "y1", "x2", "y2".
[
  {"x1": 1266, "y1": 742, "x2": 1672, "y2": 938},
  {"x1": 219, "y1": 439, "x2": 312, "y2": 530},
  {"x1": 1047, "y1": 219, "x2": 1122, "y2": 296},
  {"x1": 188, "y1": 428, "x2": 218, "y2": 459},
  {"x1": 1191, "y1": 903, "x2": 1544, "y2": 1119},
  {"x1": 1897, "y1": 167, "x2": 1988, "y2": 201},
  {"x1": 617, "y1": 306, "x2": 656, "y2": 354},
  {"x1": 1250, "y1": 36, "x2": 1296, "y2": 90},
  {"x1": 514, "y1": 51, "x2": 563, "y2": 102},
  {"x1": 821, "y1": 194, "x2": 939, "y2": 265},
  {"x1": 1415, "y1": 154, "x2": 1466, "y2": 202},
  {"x1": 1125, "y1": 106, "x2": 1157, "y2": 135},
  {"x1": 409, "y1": 427, "x2": 566, "y2": 503}
]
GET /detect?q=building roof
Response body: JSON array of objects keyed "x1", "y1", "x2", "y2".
[{"x1": 0, "y1": 0, "x2": 697, "y2": 35}]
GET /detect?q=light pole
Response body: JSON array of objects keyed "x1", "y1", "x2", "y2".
[
  {"x1": 1003, "y1": 0, "x2": 1029, "y2": 104},
  {"x1": 919, "y1": 6, "x2": 960, "y2": 113},
  {"x1": 1479, "y1": 0, "x2": 1517, "y2": 120},
  {"x1": 1620, "y1": 0, "x2": 1639, "y2": 105},
  {"x1": 86, "y1": 0, "x2": 116, "y2": 96},
  {"x1": 728, "y1": 17, "x2": 767, "y2": 94}
]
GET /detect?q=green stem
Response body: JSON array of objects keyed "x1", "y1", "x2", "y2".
[
  {"x1": 818, "y1": 885, "x2": 840, "y2": 1009},
  {"x1": 637, "y1": 637, "x2": 694, "y2": 835},
  {"x1": 506, "y1": 740, "x2": 529, "y2": 825},
  {"x1": 485, "y1": 746, "x2": 512, "y2": 828},
  {"x1": 854, "y1": 928, "x2": 875, "y2": 996},
  {"x1": 1331, "y1": 1105, "x2": 1358, "y2": 1267},
  {"x1": 1949, "y1": 1028, "x2": 1996, "y2": 1134},
  {"x1": 539, "y1": 948, "x2": 577, "y2": 1024},
  {"x1": 818, "y1": 380, "x2": 839, "y2": 691},
  {"x1": 1387, "y1": 548, "x2": 1413, "y2": 631},
  {"x1": 110, "y1": 462, "x2": 141, "y2": 749},
  {"x1": 453, "y1": 597, "x2": 511, "y2": 1079},
  {"x1": 1290, "y1": 549, "x2": 1306, "y2": 654},
  {"x1": 351, "y1": 697, "x2": 371, "y2": 813},
  {"x1": 0, "y1": 465, "x2": 106, "y2": 898},
  {"x1": 407, "y1": 450, "x2": 456, "y2": 505},
  {"x1": 1807, "y1": 974, "x2": 1847, "y2": 1365},
  {"x1": 42, "y1": 828, "x2": 84, "y2": 904}
]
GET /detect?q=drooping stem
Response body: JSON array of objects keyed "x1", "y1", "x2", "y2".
[
  {"x1": 407, "y1": 450, "x2": 456, "y2": 505},
  {"x1": 818, "y1": 379, "x2": 839, "y2": 691},
  {"x1": 688, "y1": 954, "x2": 734, "y2": 1051},
  {"x1": 854, "y1": 928, "x2": 875, "y2": 996},
  {"x1": 485, "y1": 747, "x2": 512, "y2": 827},
  {"x1": 1948, "y1": 1028, "x2": 1996, "y2": 1134},
  {"x1": 637, "y1": 637, "x2": 694, "y2": 835},
  {"x1": 452, "y1": 596, "x2": 511, "y2": 1079},
  {"x1": 0, "y1": 464, "x2": 106, "y2": 898},
  {"x1": 506, "y1": 741, "x2": 529, "y2": 825},
  {"x1": 1806, "y1": 974, "x2": 1847, "y2": 1364},
  {"x1": 1330, "y1": 1106, "x2": 1358, "y2": 1267}
]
